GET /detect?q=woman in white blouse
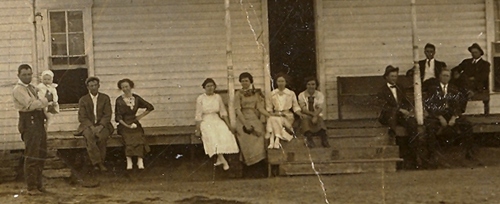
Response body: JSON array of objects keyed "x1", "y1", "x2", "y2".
[
  {"x1": 195, "y1": 78, "x2": 239, "y2": 170},
  {"x1": 266, "y1": 74, "x2": 304, "y2": 149},
  {"x1": 298, "y1": 77, "x2": 329, "y2": 148}
]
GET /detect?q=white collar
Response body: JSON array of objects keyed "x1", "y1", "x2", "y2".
[
  {"x1": 272, "y1": 88, "x2": 293, "y2": 95},
  {"x1": 17, "y1": 79, "x2": 30, "y2": 87},
  {"x1": 440, "y1": 83, "x2": 448, "y2": 88},
  {"x1": 90, "y1": 92, "x2": 99, "y2": 99},
  {"x1": 387, "y1": 83, "x2": 396, "y2": 88},
  {"x1": 304, "y1": 90, "x2": 317, "y2": 97}
]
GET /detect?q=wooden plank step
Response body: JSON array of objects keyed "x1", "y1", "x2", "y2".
[
  {"x1": 0, "y1": 159, "x2": 20, "y2": 168},
  {"x1": 326, "y1": 127, "x2": 388, "y2": 137},
  {"x1": 278, "y1": 159, "x2": 400, "y2": 176},
  {"x1": 0, "y1": 167, "x2": 18, "y2": 182},
  {"x1": 0, "y1": 150, "x2": 22, "y2": 160},
  {"x1": 44, "y1": 158, "x2": 67, "y2": 170},
  {"x1": 47, "y1": 134, "x2": 194, "y2": 149},
  {"x1": 279, "y1": 136, "x2": 391, "y2": 149},
  {"x1": 0, "y1": 168, "x2": 17, "y2": 177},
  {"x1": 268, "y1": 146, "x2": 399, "y2": 164},
  {"x1": 43, "y1": 169, "x2": 71, "y2": 179},
  {"x1": 325, "y1": 119, "x2": 381, "y2": 129}
]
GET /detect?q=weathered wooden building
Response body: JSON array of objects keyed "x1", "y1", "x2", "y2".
[
  {"x1": 1, "y1": 0, "x2": 499, "y2": 150},
  {"x1": 1, "y1": 0, "x2": 268, "y2": 149}
]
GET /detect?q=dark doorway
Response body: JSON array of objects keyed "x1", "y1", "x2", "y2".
[{"x1": 268, "y1": 0, "x2": 317, "y2": 94}]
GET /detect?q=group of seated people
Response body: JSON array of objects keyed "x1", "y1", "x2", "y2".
[
  {"x1": 194, "y1": 73, "x2": 330, "y2": 171},
  {"x1": 377, "y1": 43, "x2": 489, "y2": 169}
]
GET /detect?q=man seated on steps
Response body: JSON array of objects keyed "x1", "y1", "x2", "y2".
[
  {"x1": 376, "y1": 65, "x2": 421, "y2": 168},
  {"x1": 423, "y1": 69, "x2": 478, "y2": 168},
  {"x1": 76, "y1": 77, "x2": 114, "y2": 172}
]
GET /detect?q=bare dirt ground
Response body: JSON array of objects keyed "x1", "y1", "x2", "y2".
[{"x1": 1, "y1": 146, "x2": 500, "y2": 204}]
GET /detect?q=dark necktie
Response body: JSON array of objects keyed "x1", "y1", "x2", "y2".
[
  {"x1": 389, "y1": 85, "x2": 396, "y2": 89},
  {"x1": 427, "y1": 59, "x2": 430, "y2": 67},
  {"x1": 307, "y1": 96, "x2": 315, "y2": 112},
  {"x1": 27, "y1": 85, "x2": 38, "y2": 99}
]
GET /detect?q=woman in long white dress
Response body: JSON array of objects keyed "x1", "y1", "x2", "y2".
[{"x1": 195, "y1": 78, "x2": 239, "y2": 170}]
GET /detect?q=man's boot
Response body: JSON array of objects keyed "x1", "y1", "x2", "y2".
[
  {"x1": 319, "y1": 130, "x2": 330, "y2": 148},
  {"x1": 304, "y1": 132, "x2": 315, "y2": 148}
]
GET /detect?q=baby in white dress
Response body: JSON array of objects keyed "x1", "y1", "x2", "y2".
[{"x1": 37, "y1": 70, "x2": 59, "y2": 128}]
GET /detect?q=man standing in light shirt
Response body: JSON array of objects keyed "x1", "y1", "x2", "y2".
[
  {"x1": 76, "y1": 77, "x2": 114, "y2": 172},
  {"x1": 406, "y1": 43, "x2": 447, "y2": 92},
  {"x1": 12, "y1": 64, "x2": 51, "y2": 195}
]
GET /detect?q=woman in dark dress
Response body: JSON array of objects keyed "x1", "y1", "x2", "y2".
[{"x1": 115, "y1": 79, "x2": 154, "y2": 170}]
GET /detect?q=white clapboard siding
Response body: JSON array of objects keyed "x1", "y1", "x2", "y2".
[
  {"x1": 81, "y1": 0, "x2": 265, "y2": 130},
  {"x1": 0, "y1": 1, "x2": 33, "y2": 144},
  {"x1": 321, "y1": 0, "x2": 487, "y2": 120}
]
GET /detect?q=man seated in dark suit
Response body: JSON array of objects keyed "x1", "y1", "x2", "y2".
[
  {"x1": 424, "y1": 69, "x2": 476, "y2": 167},
  {"x1": 451, "y1": 43, "x2": 490, "y2": 114},
  {"x1": 376, "y1": 65, "x2": 421, "y2": 168},
  {"x1": 77, "y1": 77, "x2": 114, "y2": 172},
  {"x1": 406, "y1": 43, "x2": 447, "y2": 92}
]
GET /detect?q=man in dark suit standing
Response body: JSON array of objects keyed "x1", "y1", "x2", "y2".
[
  {"x1": 406, "y1": 43, "x2": 447, "y2": 92},
  {"x1": 451, "y1": 43, "x2": 490, "y2": 114},
  {"x1": 377, "y1": 65, "x2": 421, "y2": 168},
  {"x1": 424, "y1": 69, "x2": 476, "y2": 167},
  {"x1": 77, "y1": 77, "x2": 114, "y2": 172}
]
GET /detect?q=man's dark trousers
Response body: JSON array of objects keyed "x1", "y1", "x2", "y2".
[{"x1": 19, "y1": 110, "x2": 47, "y2": 191}]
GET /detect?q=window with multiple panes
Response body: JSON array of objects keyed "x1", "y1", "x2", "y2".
[
  {"x1": 48, "y1": 10, "x2": 88, "y2": 105},
  {"x1": 49, "y1": 11, "x2": 86, "y2": 68}
]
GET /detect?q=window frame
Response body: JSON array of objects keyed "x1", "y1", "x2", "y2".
[
  {"x1": 36, "y1": 0, "x2": 94, "y2": 108},
  {"x1": 37, "y1": 0, "x2": 94, "y2": 76},
  {"x1": 48, "y1": 10, "x2": 88, "y2": 70}
]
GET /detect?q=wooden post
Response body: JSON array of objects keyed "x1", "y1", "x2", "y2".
[
  {"x1": 411, "y1": 0, "x2": 424, "y2": 125},
  {"x1": 225, "y1": 0, "x2": 236, "y2": 129},
  {"x1": 261, "y1": 0, "x2": 272, "y2": 95},
  {"x1": 31, "y1": 0, "x2": 39, "y2": 83}
]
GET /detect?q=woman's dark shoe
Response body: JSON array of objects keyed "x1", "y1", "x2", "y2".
[
  {"x1": 320, "y1": 135, "x2": 330, "y2": 148},
  {"x1": 98, "y1": 163, "x2": 108, "y2": 172},
  {"x1": 305, "y1": 136, "x2": 315, "y2": 148}
]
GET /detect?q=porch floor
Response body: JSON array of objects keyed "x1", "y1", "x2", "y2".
[{"x1": 1, "y1": 114, "x2": 500, "y2": 151}]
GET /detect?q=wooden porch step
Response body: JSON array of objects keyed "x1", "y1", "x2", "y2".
[
  {"x1": 326, "y1": 127, "x2": 388, "y2": 137},
  {"x1": 280, "y1": 135, "x2": 393, "y2": 149},
  {"x1": 0, "y1": 151, "x2": 22, "y2": 182},
  {"x1": 278, "y1": 158, "x2": 401, "y2": 175},
  {"x1": 268, "y1": 146, "x2": 399, "y2": 164}
]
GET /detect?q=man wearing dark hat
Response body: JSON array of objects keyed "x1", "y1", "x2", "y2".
[
  {"x1": 451, "y1": 43, "x2": 490, "y2": 114},
  {"x1": 406, "y1": 43, "x2": 447, "y2": 92},
  {"x1": 376, "y1": 65, "x2": 421, "y2": 168}
]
